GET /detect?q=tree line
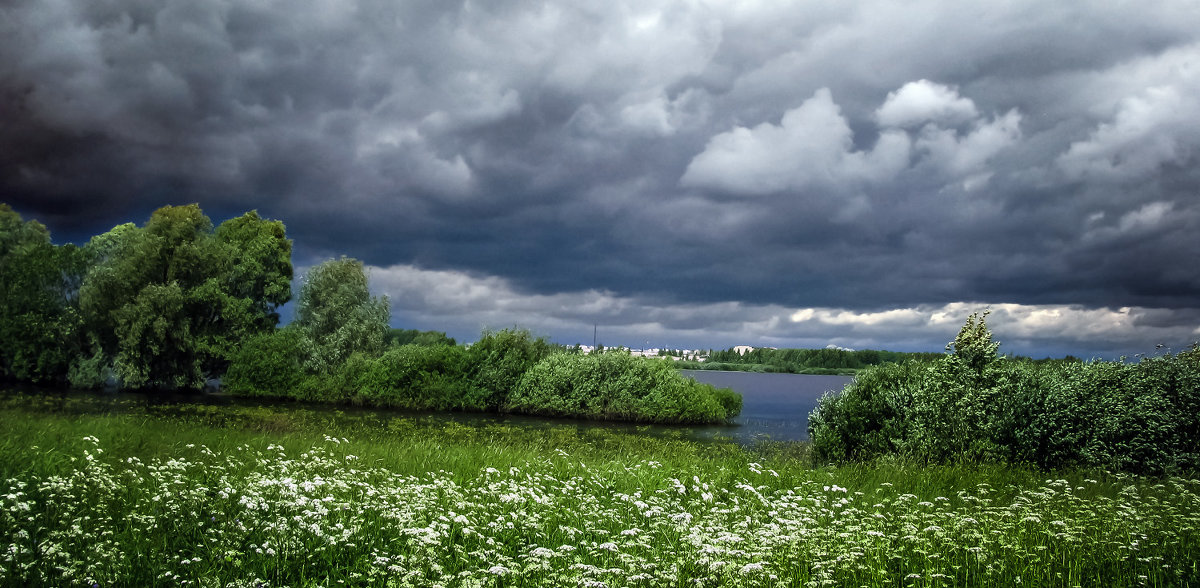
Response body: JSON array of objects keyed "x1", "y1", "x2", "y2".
[
  {"x1": 680, "y1": 346, "x2": 944, "y2": 374},
  {"x1": 1, "y1": 203, "x2": 739, "y2": 424}
]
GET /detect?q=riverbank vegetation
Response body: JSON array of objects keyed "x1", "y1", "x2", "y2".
[
  {"x1": 0, "y1": 203, "x2": 739, "y2": 424},
  {"x1": 675, "y1": 347, "x2": 943, "y2": 375},
  {"x1": 226, "y1": 326, "x2": 739, "y2": 424},
  {"x1": 809, "y1": 311, "x2": 1200, "y2": 476},
  {"x1": 1, "y1": 397, "x2": 1197, "y2": 587}
]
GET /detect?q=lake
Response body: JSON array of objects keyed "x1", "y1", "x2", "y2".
[
  {"x1": 1, "y1": 371, "x2": 852, "y2": 444},
  {"x1": 681, "y1": 370, "x2": 852, "y2": 442}
]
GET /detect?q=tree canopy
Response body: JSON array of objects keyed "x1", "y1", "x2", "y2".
[
  {"x1": 0, "y1": 203, "x2": 294, "y2": 389},
  {"x1": 293, "y1": 257, "x2": 389, "y2": 374},
  {"x1": 0, "y1": 205, "x2": 87, "y2": 383}
]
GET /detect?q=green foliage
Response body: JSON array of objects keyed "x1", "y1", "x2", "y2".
[
  {"x1": 508, "y1": 351, "x2": 740, "y2": 423},
  {"x1": 294, "y1": 257, "x2": 389, "y2": 374},
  {"x1": 711, "y1": 385, "x2": 743, "y2": 417},
  {"x1": 222, "y1": 328, "x2": 305, "y2": 398},
  {"x1": 699, "y1": 345, "x2": 941, "y2": 374},
  {"x1": 946, "y1": 309, "x2": 1000, "y2": 374},
  {"x1": 810, "y1": 314, "x2": 1200, "y2": 475},
  {"x1": 351, "y1": 344, "x2": 474, "y2": 410},
  {"x1": 74, "y1": 205, "x2": 293, "y2": 389},
  {"x1": 0, "y1": 205, "x2": 89, "y2": 384},
  {"x1": 213, "y1": 211, "x2": 293, "y2": 322},
  {"x1": 66, "y1": 348, "x2": 113, "y2": 389},
  {"x1": 385, "y1": 328, "x2": 456, "y2": 347},
  {"x1": 111, "y1": 282, "x2": 198, "y2": 389},
  {"x1": 224, "y1": 325, "x2": 739, "y2": 424},
  {"x1": 808, "y1": 361, "x2": 925, "y2": 462},
  {"x1": 465, "y1": 328, "x2": 556, "y2": 408}
]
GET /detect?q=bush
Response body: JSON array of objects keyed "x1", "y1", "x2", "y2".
[
  {"x1": 989, "y1": 361, "x2": 1092, "y2": 470},
  {"x1": 809, "y1": 313, "x2": 1200, "y2": 474},
  {"x1": 808, "y1": 360, "x2": 925, "y2": 463},
  {"x1": 353, "y1": 344, "x2": 474, "y2": 410},
  {"x1": 1077, "y1": 353, "x2": 1200, "y2": 475},
  {"x1": 712, "y1": 385, "x2": 743, "y2": 418},
  {"x1": 223, "y1": 328, "x2": 305, "y2": 398},
  {"x1": 508, "y1": 352, "x2": 740, "y2": 424},
  {"x1": 465, "y1": 329, "x2": 556, "y2": 409}
]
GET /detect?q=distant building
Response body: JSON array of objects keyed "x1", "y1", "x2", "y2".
[{"x1": 732, "y1": 345, "x2": 755, "y2": 355}]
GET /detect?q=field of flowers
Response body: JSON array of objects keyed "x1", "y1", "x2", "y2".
[{"x1": 1, "y1": 399, "x2": 1198, "y2": 587}]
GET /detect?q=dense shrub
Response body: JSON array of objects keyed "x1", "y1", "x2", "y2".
[
  {"x1": 353, "y1": 344, "x2": 474, "y2": 410},
  {"x1": 807, "y1": 360, "x2": 925, "y2": 462},
  {"x1": 1077, "y1": 352, "x2": 1200, "y2": 475},
  {"x1": 225, "y1": 325, "x2": 740, "y2": 424},
  {"x1": 385, "y1": 328, "x2": 456, "y2": 347},
  {"x1": 465, "y1": 328, "x2": 556, "y2": 408},
  {"x1": 223, "y1": 328, "x2": 305, "y2": 398},
  {"x1": 508, "y1": 352, "x2": 740, "y2": 424},
  {"x1": 809, "y1": 312, "x2": 1200, "y2": 475},
  {"x1": 712, "y1": 385, "x2": 743, "y2": 418}
]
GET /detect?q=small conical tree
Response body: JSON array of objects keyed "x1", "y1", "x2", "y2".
[{"x1": 947, "y1": 309, "x2": 1000, "y2": 374}]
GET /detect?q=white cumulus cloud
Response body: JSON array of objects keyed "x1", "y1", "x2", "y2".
[
  {"x1": 876, "y1": 79, "x2": 979, "y2": 129},
  {"x1": 680, "y1": 88, "x2": 910, "y2": 195}
]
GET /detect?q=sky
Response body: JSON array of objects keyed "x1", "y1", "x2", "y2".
[{"x1": 3, "y1": 0, "x2": 1200, "y2": 359}]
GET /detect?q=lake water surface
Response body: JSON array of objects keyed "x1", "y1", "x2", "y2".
[{"x1": 681, "y1": 371, "x2": 852, "y2": 441}]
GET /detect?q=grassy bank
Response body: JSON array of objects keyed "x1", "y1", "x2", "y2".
[{"x1": 1, "y1": 396, "x2": 1197, "y2": 587}]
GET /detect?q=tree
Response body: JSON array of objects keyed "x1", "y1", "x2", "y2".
[
  {"x1": 385, "y1": 328, "x2": 456, "y2": 347},
  {"x1": 0, "y1": 204, "x2": 87, "y2": 383},
  {"x1": 947, "y1": 309, "x2": 1000, "y2": 374},
  {"x1": 293, "y1": 257, "x2": 389, "y2": 374},
  {"x1": 76, "y1": 205, "x2": 292, "y2": 389}
]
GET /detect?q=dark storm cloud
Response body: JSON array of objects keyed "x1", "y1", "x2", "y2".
[{"x1": 4, "y1": 0, "x2": 1200, "y2": 355}]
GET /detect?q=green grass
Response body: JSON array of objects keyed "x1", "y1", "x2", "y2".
[{"x1": 1, "y1": 394, "x2": 1198, "y2": 587}]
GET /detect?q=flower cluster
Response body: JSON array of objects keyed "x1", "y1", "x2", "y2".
[{"x1": 1, "y1": 437, "x2": 1198, "y2": 586}]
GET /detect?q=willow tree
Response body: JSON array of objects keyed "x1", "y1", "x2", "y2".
[{"x1": 76, "y1": 205, "x2": 292, "y2": 389}]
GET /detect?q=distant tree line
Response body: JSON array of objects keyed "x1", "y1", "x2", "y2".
[
  {"x1": 679, "y1": 346, "x2": 944, "y2": 375},
  {"x1": 1, "y1": 203, "x2": 739, "y2": 424}
]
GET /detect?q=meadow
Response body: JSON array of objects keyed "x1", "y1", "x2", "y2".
[{"x1": 1, "y1": 394, "x2": 1197, "y2": 587}]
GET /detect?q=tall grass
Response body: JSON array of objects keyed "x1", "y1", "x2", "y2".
[{"x1": 1, "y1": 397, "x2": 1197, "y2": 587}]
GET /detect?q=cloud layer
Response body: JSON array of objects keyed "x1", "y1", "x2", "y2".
[{"x1": 4, "y1": 0, "x2": 1200, "y2": 355}]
